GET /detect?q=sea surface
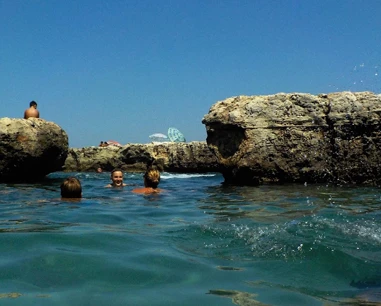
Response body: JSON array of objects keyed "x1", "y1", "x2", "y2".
[{"x1": 0, "y1": 171, "x2": 381, "y2": 306}]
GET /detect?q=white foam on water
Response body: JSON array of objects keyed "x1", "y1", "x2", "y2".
[
  {"x1": 160, "y1": 173, "x2": 216, "y2": 180},
  {"x1": 316, "y1": 216, "x2": 381, "y2": 245}
]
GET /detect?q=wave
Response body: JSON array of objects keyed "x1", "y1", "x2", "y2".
[{"x1": 161, "y1": 173, "x2": 217, "y2": 180}]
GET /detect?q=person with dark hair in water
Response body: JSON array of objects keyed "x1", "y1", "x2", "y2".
[
  {"x1": 61, "y1": 177, "x2": 82, "y2": 198},
  {"x1": 132, "y1": 167, "x2": 163, "y2": 194},
  {"x1": 24, "y1": 101, "x2": 40, "y2": 119}
]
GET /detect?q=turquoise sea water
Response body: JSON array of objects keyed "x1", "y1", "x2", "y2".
[{"x1": 0, "y1": 171, "x2": 381, "y2": 305}]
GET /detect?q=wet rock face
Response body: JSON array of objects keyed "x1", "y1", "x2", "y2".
[
  {"x1": 202, "y1": 91, "x2": 381, "y2": 185},
  {"x1": 0, "y1": 118, "x2": 69, "y2": 182},
  {"x1": 64, "y1": 142, "x2": 220, "y2": 173}
]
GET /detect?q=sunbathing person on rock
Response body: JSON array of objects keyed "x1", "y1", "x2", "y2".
[{"x1": 24, "y1": 101, "x2": 40, "y2": 119}]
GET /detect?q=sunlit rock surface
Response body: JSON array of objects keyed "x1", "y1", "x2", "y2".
[
  {"x1": 64, "y1": 141, "x2": 220, "y2": 172},
  {"x1": 202, "y1": 91, "x2": 381, "y2": 185},
  {"x1": 0, "y1": 118, "x2": 69, "y2": 182}
]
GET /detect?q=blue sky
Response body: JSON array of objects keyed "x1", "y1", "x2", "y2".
[{"x1": 1, "y1": 0, "x2": 381, "y2": 147}]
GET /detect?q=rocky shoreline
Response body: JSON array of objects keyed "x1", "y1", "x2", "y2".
[
  {"x1": 2, "y1": 91, "x2": 381, "y2": 185},
  {"x1": 203, "y1": 91, "x2": 381, "y2": 185},
  {"x1": 63, "y1": 141, "x2": 221, "y2": 173},
  {"x1": 0, "y1": 118, "x2": 68, "y2": 182}
]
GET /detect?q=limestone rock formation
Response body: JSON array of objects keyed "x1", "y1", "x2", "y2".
[
  {"x1": 64, "y1": 141, "x2": 220, "y2": 173},
  {"x1": 202, "y1": 91, "x2": 381, "y2": 185},
  {"x1": 0, "y1": 118, "x2": 69, "y2": 182}
]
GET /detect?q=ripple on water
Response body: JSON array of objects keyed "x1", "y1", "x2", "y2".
[{"x1": 1, "y1": 174, "x2": 381, "y2": 305}]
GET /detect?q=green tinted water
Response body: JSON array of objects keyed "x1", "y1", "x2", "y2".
[{"x1": 0, "y1": 172, "x2": 380, "y2": 305}]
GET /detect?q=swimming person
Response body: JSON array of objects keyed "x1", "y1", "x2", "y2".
[
  {"x1": 24, "y1": 101, "x2": 40, "y2": 119},
  {"x1": 132, "y1": 167, "x2": 163, "y2": 194},
  {"x1": 61, "y1": 177, "x2": 82, "y2": 199},
  {"x1": 105, "y1": 168, "x2": 127, "y2": 187}
]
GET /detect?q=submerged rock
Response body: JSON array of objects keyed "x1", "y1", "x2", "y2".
[
  {"x1": 0, "y1": 118, "x2": 69, "y2": 182},
  {"x1": 64, "y1": 141, "x2": 220, "y2": 173},
  {"x1": 202, "y1": 91, "x2": 381, "y2": 185}
]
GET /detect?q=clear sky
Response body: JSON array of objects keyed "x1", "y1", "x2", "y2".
[{"x1": 1, "y1": 0, "x2": 380, "y2": 147}]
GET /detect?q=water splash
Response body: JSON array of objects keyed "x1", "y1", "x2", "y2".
[{"x1": 328, "y1": 62, "x2": 381, "y2": 93}]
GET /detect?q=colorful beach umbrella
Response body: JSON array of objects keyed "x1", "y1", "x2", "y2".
[
  {"x1": 149, "y1": 133, "x2": 168, "y2": 142},
  {"x1": 167, "y1": 127, "x2": 186, "y2": 142}
]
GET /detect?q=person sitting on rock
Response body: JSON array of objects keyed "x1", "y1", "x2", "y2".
[
  {"x1": 132, "y1": 166, "x2": 163, "y2": 194},
  {"x1": 105, "y1": 168, "x2": 127, "y2": 187},
  {"x1": 24, "y1": 101, "x2": 40, "y2": 119},
  {"x1": 61, "y1": 177, "x2": 82, "y2": 199}
]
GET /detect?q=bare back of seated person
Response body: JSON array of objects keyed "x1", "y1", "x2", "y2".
[{"x1": 24, "y1": 101, "x2": 40, "y2": 119}]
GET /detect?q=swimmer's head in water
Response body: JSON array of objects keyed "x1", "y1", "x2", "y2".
[
  {"x1": 144, "y1": 168, "x2": 160, "y2": 188},
  {"x1": 110, "y1": 168, "x2": 124, "y2": 187},
  {"x1": 61, "y1": 177, "x2": 82, "y2": 198}
]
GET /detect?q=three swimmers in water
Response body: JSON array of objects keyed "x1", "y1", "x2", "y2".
[{"x1": 62, "y1": 166, "x2": 163, "y2": 199}]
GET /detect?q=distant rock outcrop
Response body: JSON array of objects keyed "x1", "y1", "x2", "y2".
[
  {"x1": 0, "y1": 118, "x2": 69, "y2": 182},
  {"x1": 202, "y1": 91, "x2": 381, "y2": 185},
  {"x1": 64, "y1": 141, "x2": 220, "y2": 173}
]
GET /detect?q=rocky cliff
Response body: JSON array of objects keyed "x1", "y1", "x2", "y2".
[
  {"x1": 202, "y1": 91, "x2": 381, "y2": 185},
  {"x1": 0, "y1": 118, "x2": 69, "y2": 182},
  {"x1": 64, "y1": 141, "x2": 220, "y2": 173}
]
